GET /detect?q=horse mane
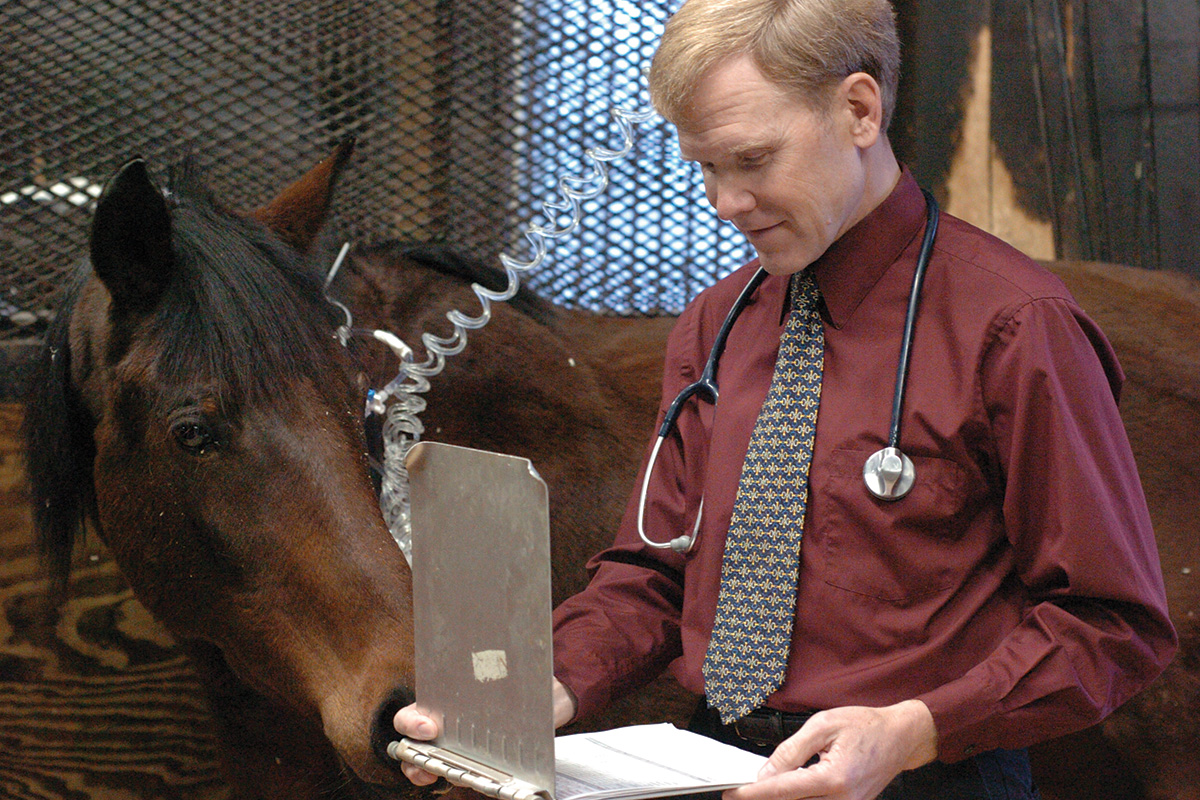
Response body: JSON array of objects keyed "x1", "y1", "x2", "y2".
[
  {"x1": 23, "y1": 272, "x2": 96, "y2": 589},
  {"x1": 357, "y1": 240, "x2": 558, "y2": 327},
  {"x1": 23, "y1": 159, "x2": 343, "y2": 588}
]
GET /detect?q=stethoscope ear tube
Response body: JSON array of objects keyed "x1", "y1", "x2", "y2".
[
  {"x1": 640, "y1": 267, "x2": 769, "y2": 548},
  {"x1": 638, "y1": 435, "x2": 702, "y2": 553}
]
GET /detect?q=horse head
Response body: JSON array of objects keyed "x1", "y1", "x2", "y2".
[{"x1": 25, "y1": 143, "x2": 420, "y2": 797}]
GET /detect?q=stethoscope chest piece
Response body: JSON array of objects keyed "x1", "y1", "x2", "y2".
[{"x1": 863, "y1": 446, "x2": 915, "y2": 500}]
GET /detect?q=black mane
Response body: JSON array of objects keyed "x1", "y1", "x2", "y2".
[
  {"x1": 23, "y1": 273, "x2": 95, "y2": 588},
  {"x1": 152, "y1": 162, "x2": 341, "y2": 410}
]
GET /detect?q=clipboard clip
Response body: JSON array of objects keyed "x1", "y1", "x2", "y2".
[{"x1": 388, "y1": 739, "x2": 553, "y2": 800}]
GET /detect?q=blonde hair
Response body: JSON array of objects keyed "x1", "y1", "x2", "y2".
[{"x1": 648, "y1": 0, "x2": 901, "y2": 131}]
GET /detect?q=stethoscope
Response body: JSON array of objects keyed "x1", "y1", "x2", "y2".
[{"x1": 637, "y1": 190, "x2": 940, "y2": 553}]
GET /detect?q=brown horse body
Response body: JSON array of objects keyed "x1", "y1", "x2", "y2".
[{"x1": 24, "y1": 149, "x2": 1199, "y2": 799}]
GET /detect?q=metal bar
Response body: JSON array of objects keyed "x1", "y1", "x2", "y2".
[
  {"x1": 1024, "y1": 0, "x2": 1065, "y2": 257},
  {"x1": 1078, "y1": 0, "x2": 1113, "y2": 262},
  {"x1": 1047, "y1": 0, "x2": 1095, "y2": 259},
  {"x1": 1139, "y1": 0, "x2": 1162, "y2": 268}
]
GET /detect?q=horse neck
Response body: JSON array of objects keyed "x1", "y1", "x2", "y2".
[{"x1": 560, "y1": 310, "x2": 675, "y2": 423}]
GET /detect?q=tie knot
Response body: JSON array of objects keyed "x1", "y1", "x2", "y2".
[{"x1": 789, "y1": 271, "x2": 821, "y2": 315}]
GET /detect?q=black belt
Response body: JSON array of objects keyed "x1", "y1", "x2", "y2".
[
  {"x1": 690, "y1": 699, "x2": 816, "y2": 752},
  {"x1": 732, "y1": 707, "x2": 816, "y2": 748}
]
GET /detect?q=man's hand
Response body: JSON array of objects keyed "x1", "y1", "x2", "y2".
[
  {"x1": 392, "y1": 706, "x2": 442, "y2": 786},
  {"x1": 725, "y1": 700, "x2": 937, "y2": 800},
  {"x1": 392, "y1": 679, "x2": 579, "y2": 787},
  {"x1": 552, "y1": 678, "x2": 579, "y2": 727}
]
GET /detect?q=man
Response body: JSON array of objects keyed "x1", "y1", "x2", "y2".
[{"x1": 397, "y1": 0, "x2": 1176, "y2": 797}]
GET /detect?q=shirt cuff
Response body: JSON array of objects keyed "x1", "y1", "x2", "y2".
[
  {"x1": 916, "y1": 674, "x2": 1002, "y2": 763},
  {"x1": 554, "y1": 649, "x2": 618, "y2": 723}
]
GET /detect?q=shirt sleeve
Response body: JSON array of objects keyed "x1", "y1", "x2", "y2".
[
  {"x1": 917, "y1": 296, "x2": 1177, "y2": 762},
  {"x1": 551, "y1": 299, "x2": 705, "y2": 722}
]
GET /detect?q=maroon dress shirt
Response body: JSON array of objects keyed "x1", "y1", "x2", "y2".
[{"x1": 552, "y1": 171, "x2": 1176, "y2": 762}]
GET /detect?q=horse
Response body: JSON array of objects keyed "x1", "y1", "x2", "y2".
[
  {"x1": 24, "y1": 144, "x2": 424, "y2": 799},
  {"x1": 22, "y1": 143, "x2": 683, "y2": 800},
  {"x1": 24, "y1": 145, "x2": 1199, "y2": 800}
]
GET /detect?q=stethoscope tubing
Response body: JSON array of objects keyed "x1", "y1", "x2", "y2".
[
  {"x1": 640, "y1": 266, "x2": 767, "y2": 552},
  {"x1": 886, "y1": 189, "x2": 939, "y2": 448},
  {"x1": 655, "y1": 266, "x2": 769, "y2": 438}
]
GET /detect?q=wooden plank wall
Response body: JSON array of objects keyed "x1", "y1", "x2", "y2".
[
  {"x1": 894, "y1": 0, "x2": 1200, "y2": 278},
  {"x1": 1146, "y1": 0, "x2": 1200, "y2": 274}
]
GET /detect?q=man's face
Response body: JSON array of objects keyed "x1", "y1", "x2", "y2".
[{"x1": 676, "y1": 55, "x2": 869, "y2": 276}]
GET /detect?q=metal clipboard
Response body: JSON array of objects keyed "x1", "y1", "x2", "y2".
[{"x1": 389, "y1": 442, "x2": 556, "y2": 800}]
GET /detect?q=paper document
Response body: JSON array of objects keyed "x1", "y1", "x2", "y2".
[
  {"x1": 553, "y1": 724, "x2": 767, "y2": 800},
  {"x1": 393, "y1": 723, "x2": 765, "y2": 800}
]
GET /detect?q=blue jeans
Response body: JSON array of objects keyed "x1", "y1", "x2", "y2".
[{"x1": 878, "y1": 748, "x2": 1041, "y2": 800}]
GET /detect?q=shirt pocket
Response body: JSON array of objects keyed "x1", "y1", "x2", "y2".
[{"x1": 816, "y1": 448, "x2": 972, "y2": 606}]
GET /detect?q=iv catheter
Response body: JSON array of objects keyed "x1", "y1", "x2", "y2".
[
  {"x1": 326, "y1": 105, "x2": 657, "y2": 563},
  {"x1": 636, "y1": 190, "x2": 940, "y2": 554}
]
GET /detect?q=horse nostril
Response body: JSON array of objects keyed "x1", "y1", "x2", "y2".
[{"x1": 371, "y1": 685, "x2": 416, "y2": 766}]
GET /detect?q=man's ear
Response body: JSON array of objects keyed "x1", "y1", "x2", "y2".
[{"x1": 840, "y1": 72, "x2": 884, "y2": 148}]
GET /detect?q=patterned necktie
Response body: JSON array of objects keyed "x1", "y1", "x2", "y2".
[{"x1": 702, "y1": 271, "x2": 823, "y2": 724}]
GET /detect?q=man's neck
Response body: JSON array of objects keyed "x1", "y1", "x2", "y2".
[{"x1": 863, "y1": 137, "x2": 903, "y2": 211}]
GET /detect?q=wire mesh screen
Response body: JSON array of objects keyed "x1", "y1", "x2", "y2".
[
  {"x1": 0, "y1": 0, "x2": 754, "y2": 345},
  {"x1": 514, "y1": 0, "x2": 755, "y2": 312}
]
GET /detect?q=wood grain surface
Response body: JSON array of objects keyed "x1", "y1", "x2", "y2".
[{"x1": 0, "y1": 403, "x2": 230, "y2": 800}]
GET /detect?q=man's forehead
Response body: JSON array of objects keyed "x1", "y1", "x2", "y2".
[
  {"x1": 677, "y1": 125, "x2": 783, "y2": 162},
  {"x1": 672, "y1": 60, "x2": 808, "y2": 149},
  {"x1": 675, "y1": 96, "x2": 794, "y2": 162}
]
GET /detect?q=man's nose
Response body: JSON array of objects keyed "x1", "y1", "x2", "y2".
[{"x1": 710, "y1": 179, "x2": 755, "y2": 221}]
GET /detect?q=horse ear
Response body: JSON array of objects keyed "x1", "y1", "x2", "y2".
[
  {"x1": 250, "y1": 137, "x2": 355, "y2": 253},
  {"x1": 90, "y1": 158, "x2": 174, "y2": 315}
]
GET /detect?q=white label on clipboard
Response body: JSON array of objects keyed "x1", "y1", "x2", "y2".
[{"x1": 473, "y1": 649, "x2": 509, "y2": 682}]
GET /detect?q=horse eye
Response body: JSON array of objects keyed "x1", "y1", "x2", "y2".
[{"x1": 172, "y1": 421, "x2": 215, "y2": 454}]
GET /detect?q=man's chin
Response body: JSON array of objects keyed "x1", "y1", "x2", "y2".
[{"x1": 755, "y1": 254, "x2": 810, "y2": 277}]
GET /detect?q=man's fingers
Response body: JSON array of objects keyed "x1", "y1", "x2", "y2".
[
  {"x1": 400, "y1": 762, "x2": 442, "y2": 786},
  {"x1": 724, "y1": 763, "x2": 825, "y2": 800},
  {"x1": 762, "y1": 717, "x2": 825, "y2": 776},
  {"x1": 394, "y1": 704, "x2": 440, "y2": 740},
  {"x1": 393, "y1": 705, "x2": 445, "y2": 786}
]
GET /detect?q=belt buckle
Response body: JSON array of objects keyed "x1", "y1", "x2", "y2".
[{"x1": 732, "y1": 710, "x2": 783, "y2": 747}]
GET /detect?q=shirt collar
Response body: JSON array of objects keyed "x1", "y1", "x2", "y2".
[{"x1": 778, "y1": 168, "x2": 928, "y2": 329}]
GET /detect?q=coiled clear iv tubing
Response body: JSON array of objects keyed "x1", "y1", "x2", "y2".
[{"x1": 366, "y1": 104, "x2": 658, "y2": 563}]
